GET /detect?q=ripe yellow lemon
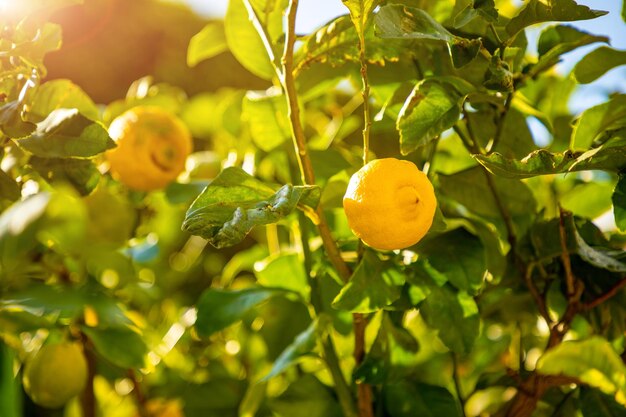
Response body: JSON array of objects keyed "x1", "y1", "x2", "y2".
[
  {"x1": 343, "y1": 158, "x2": 436, "y2": 250},
  {"x1": 106, "y1": 107, "x2": 192, "y2": 191},
  {"x1": 23, "y1": 341, "x2": 88, "y2": 409}
]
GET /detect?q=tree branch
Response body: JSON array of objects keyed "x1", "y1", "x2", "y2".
[{"x1": 584, "y1": 277, "x2": 626, "y2": 310}]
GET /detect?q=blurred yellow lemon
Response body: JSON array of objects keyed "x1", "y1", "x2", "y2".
[
  {"x1": 106, "y1": 106, "x2": 192, "y2": 191},
  {"x1": 23, "y1": 341, "x2": 88, "y2": 409},
  {"x1": 343, "y1": 158, "x2": 436, "y2": 250}
]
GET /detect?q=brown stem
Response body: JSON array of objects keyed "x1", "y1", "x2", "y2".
[
  {"x1": 584, "y1": 277, "x2": 626, "y2": 310},
  {"x1": 505, "y1": 374, "x2": 580, "y2": 417},
  {"x1": 128, "y1": 369, "x2": 149, "y2": 417},
  {"x1": 558, "y1": 207, "x2": 575, "y2": 298},
  {"x1": 487, "y1": 92, "x2": 513, "y2": 154},
  {"x1": 80, "y1": 334, "x2": 96, "y2": 417},
  {"x1": 281, "y1": 2, "x2": 366, "y2": 416}
]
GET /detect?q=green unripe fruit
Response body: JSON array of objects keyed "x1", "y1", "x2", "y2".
[{"x1": 23, "y1": 341, "x2": 88, "y2": 409}]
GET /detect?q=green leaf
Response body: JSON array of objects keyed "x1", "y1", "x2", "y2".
[
  {"x1": 81, "y1": 326, "x2": 147, "y2": 369},
  {"x1": 10, "y1": 23, "x2": 63, "y2": 71},
  {"x1": 30, "y1": 157, "x2": 100, "y2": 196},
  {"x1": 29, "y1": 79, "x2": 100, "y2": 121},
  {"x1": 420, "y1": 285, "x2": 480, "y2": 354},
  {"x1": 0, "y1": 170, "x2": 20, "y2": 203},
  {"x1": 476, "y1": 135, "x2": 626, "y2": 179},
  {"x1": 574, "y1": 228, "x2": 626, "y2": 274},
  {"x1": 294, "y1": 15, "x2": 402, "y2": 75},
  {"x1": 268, "y1": 375, "x2": 342, "y2": 417},
  {"x1": 342, "y1": 0, "x2": 381, "y2": 38},
  {"x1": 182, "y1": 167, "x2": 320, "y2": 248},
  {"x1": 0, "y1": 341, "x2": 21, "y2": 417},
  {"x1": 353, "y1": 313, "x2": 419, "y2": 384},
  {"x1": 242, "y1": 88, "x2": 291, "y2": 152},
  {"x1": 574, "y1": 47, "x2": 626, "y2": 84},
  {"x1": 0, "y1": 284, "x2": 134, "y2": 328},
  {"x1": 613, "y1": 175, "x2": 626, "y2": 232},
  {"x1": 375, "y1": 5, "x2": 454, "y2": 42},
  {"x1": 194, "y1": 287, "x2": 286, "y2": 337},
  {"x1": 255, "y1": 252, "x2": 309, "y2": 299},
  {"x1": 224, "y1": 0, "x2": 287, "y2": 80},
  {"x1": 572, "y1": 95, "x2": 626, "y2": 149},
  {"x1": 384, "y1": 381, "x2": 462, "y2": 417},
  {"x1": 533, "y1": 25, "x2": 608, "y2": 76},
  {"x1": 537, "y1": 337, "x2": 626, "y2": 403},
  {"x1": 332, "y1": 251, "x2": 404, "y2": 313},
  {"x1": 506, "y1": 0, "x2": 607, "y2": 37},
  {"x1": 454, "y1": 0, "x2": 499, "y2": 28},
  {"x1": 397, "y1": 80, "x2": 465, "y2": 155},
  {"x1": 418, "y1": 228, "x2": 486, "y2": 294},
  {"x1": 439, "y1": 166, "x2": 537, "y2": 217},
  {"x1": 16, "y1": 109, "x2": 115, "y2": 158},
  {"x1": 263, "y1": 318, "x2": 320, "y2": 380},
  {"x1": 187, "y1": 22, "x2": 228, "y2": 67},
  {"x1": 580, "y1": 387, "x2": 626, "y2": 417}
]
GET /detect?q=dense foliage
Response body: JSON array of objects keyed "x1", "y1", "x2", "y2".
[{"x1": 1, "y1": 0, "x2": 626, "y2": 416}]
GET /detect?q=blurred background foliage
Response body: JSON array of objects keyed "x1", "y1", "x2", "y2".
[{"x1": 0, "y1": 0, "x2": 626, "y2": 417}]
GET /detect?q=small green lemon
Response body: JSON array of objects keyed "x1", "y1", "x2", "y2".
[{"x1": 23, "y1": 341, "x2": 88, "y2": 409}]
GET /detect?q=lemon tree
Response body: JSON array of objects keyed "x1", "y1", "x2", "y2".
[{"x1": 1, "y1": 1, "x2": 626, "y2": 417}]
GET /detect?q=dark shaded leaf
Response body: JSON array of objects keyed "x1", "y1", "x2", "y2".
[
  {"x1": 580, "y1": 387, "x2": 626, "y2": 417},
  {"x1": 506, "y1": 0, "x2": 607, "y2": 37},
  {"x1": 182, "y1": 167, "x2": 320, "y2": 248},
  {"x1": 574, "y1": 47, "x2": 626, "y2": 84},
  {"x1": 418, "y1": 228, "x2": 486, "y2": 294},
  {"x1": 353, "y1": 313, "x2": 419, "y2": 384},
  {"x1": 187, "y1": 22, "x2": 228, "y2": 67},
  {"x1": 268, "y1": 375, "x2": 343, "y2": 417},
  {"x1": 332, "y1": 251, "x2": 404, "y2": 313},
  {"x1": 30, "y1": 156, "x2": 100, "y2": 196},
  {"x1": 0, "y1": 171, "x2": 20, "y2": 203},
  {"x1": 439, "y1": 166, "x2": 536, "y2": 217},
  {"x1": 17, "y1": 109, "x2": 115, "y2": 158},
  {"x1": 384, "y1": 381, "x2": 462, "y2": 417},
  {"x1": 263, "y1": 318, "x2": 321, "y2": 380},
  {"x1": 420, "y1": 285, "x2": 480, "y2": 354},
  {"x1": 614, "y1": 175, "x2": 626, "y2": 232},
  {"x1": 195, "y1": 287, "x2": 286, "y2": 337}
]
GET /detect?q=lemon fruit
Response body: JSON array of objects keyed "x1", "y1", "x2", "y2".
[
  {"x1": 343, "y1": 158, "x2": 436, "y2": 250},
  {"x1": 106, "y1": 106, "x2": 192, "y2": 191},
  {"x1": 23, "y1": 341, "x2": 88, "y2": 409}
]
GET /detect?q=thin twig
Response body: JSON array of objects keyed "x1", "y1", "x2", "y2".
[
  {"x1": 128, "y1": 369, "x2": 149, "y2": 417},
  {"x1": 451, "y1": 353, "x2": 468, "y2": 417},
  {"x1": 487, "y1": 92, "x2": 513, "y2": 154},
  {"x1": 558, "y1": 207, "x2": 575, "y2": 299},
  {"x1": 357, "y1": 29, "x2": 372, "y2": 165},
  {"x1": 584, "y1": 277, "x2": 626, "y2": 310},
  {"x1": 524, "y1": 263, "x2": 552, "y2": 327}
]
